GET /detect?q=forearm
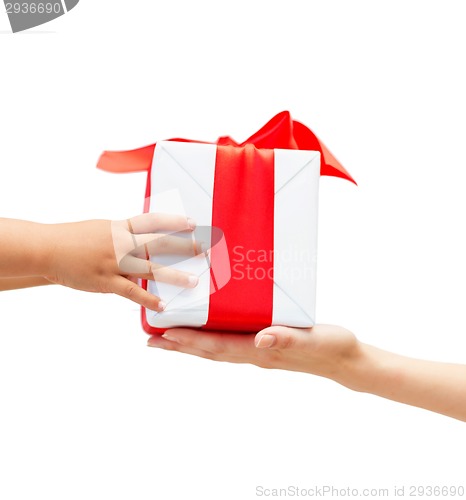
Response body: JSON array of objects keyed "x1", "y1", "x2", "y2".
[
  {"x1": 341, "y1": 343, "x2": 466, "y2": 422},
  {"x1": 0, "y1": 277, "x2": 53, "y2": 291},
  {"x1": 0, "y1": 218, "x2": 52, "y2": 278}
]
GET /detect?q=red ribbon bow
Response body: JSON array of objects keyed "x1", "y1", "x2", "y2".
[{"x1": 97, "y1": 111, "x2": 356, "y2": 185}]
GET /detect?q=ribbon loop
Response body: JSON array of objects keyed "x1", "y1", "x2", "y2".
[{"x1": 97, "y1": 111, "x2": 356, "y2": 184}]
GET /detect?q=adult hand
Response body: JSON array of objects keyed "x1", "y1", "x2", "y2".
[
  {"x1": 147, "y1": 324, "x2": 361, "y2": 387},
  {"x1": 148, "y1": 324, "x2": 466, "y2": 422}
]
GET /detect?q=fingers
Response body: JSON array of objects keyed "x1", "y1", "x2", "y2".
[
  {"x1": 147, "y1": 326, "x2": 312, "y2": 357},
  {"x1": 128, "y1": 213, "x2": 196, "y2": 234},
  {"x1": 255, "y1": 326, "x2": 312, "y2": 350},
  {"x1": 119, "y1": 255, "x2": 199, "y2": 287},
  {"x1": 147, "y1": 334, "x2": 223, "y2": 361},
  {"x1": 142, "y1": 233, "x2": 203, "y2": 257},
  {"x1": 149, "y1": 327, "x2": 308, "y2": 354},
  {"x1": 155, "y1": 328, "x2": 256, "y2": 356},
  {"x1": 125, "y1": 232, "x2": 205, "y2": 261},
  {"x1": 147, "y1": 332, "x2": 255, "y2": 364},
  {"x1": 110, "y1": 276, "x2": 166, "y2": 311},
  {"x1": 113, "y1": 214, "x2": 205, "y2": 271}
]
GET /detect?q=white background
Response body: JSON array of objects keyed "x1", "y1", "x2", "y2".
[{"x1": 1, "y1": 1, "x2": 466, "y2": 499}]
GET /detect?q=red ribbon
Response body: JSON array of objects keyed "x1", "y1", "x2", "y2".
[
  {"x1": 205, "y1": 144, "x2": 275, "y2": 331},
  {"x1": 97, "y1": 111, "x2": 356, "y2": 185}
]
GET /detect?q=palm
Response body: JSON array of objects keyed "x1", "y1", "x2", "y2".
[{"x1": 149, "y1": 324, "x2": 359, "y2": 380}]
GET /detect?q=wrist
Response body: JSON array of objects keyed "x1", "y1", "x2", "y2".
[
  {"x1": 337, "y1": 342, "x2": 402, "y2": 395},
  {"x1": 31, "y1": 222, "x2": 58, "y2": 277}
]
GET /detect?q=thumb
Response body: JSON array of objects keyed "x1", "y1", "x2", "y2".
[{"x1": 255, "y1": 326, "x2": 309, "y2": 350}]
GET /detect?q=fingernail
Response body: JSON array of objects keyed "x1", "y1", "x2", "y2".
[
  {"x1": 255, "y1": 334, "x2": 276, "y2": 348},
  {"x1": 188, "y1": 275, "x2": 199, "y2": 287},
  {"x1": 161, "y1": 333, "x2": 180, "y2": 343},
  {"x1": 187, "y1": 218, "x2": 196, "y2": 230},
  {"x1": 158, "y1": 300, "x2": 167, "y2": 311}
]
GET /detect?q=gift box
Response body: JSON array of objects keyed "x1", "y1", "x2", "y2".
[{"x1": 97, "y1": 112, "x2": 355, "y2": 333}]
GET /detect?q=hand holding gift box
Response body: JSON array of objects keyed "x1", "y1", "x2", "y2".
[{"x1": 97, "y1": 112, "x2": 355, "y2": 333}]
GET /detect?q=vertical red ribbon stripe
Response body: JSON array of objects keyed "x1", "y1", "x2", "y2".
[{"x1": 204, "y1": 144, "x2": 275, "y2": 332}]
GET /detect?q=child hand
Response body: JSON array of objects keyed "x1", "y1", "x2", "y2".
[{"x1": 42, "y1": 213, "x2": 200, "y2": 310}]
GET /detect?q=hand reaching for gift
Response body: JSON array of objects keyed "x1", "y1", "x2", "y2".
[
  {"x1": 0, "y1": 214, "x2": 201, "y2": 310},
  {"x1": 148, "y1": 325, "x2": 466, "y2": 422}
]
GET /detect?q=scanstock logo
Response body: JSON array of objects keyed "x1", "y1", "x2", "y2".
[{"x1": 4, "y1": 0, "x2": 79, "y2": 32}]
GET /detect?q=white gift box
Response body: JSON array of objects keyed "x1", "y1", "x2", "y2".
[{"x1": 143, "y1": 140, "x2": 320, "y2": 332}]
